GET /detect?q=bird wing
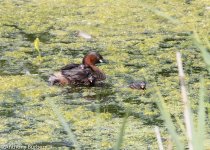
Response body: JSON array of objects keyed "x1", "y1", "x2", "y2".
[
  {"x1": 61, "y1": 64, "x2": 80, "y2": 70},
  {"x1": 93, "y1": 72, "x2": 106, "y2": 81},
  {"x1": 61, "y1": 66, "x2": 92, "y2": 81}
]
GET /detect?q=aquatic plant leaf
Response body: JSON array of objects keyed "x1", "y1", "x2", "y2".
[
  {"x1": 33, "y1": 37, "x2": 43, "y2": 63},
  {"x1": 34, "y1": 37, "x2": 40, "y2": 52}
]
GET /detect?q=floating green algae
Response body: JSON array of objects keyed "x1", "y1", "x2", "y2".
[{"x1": 0, "y1": 0, "x2": 210, "y2": 149}]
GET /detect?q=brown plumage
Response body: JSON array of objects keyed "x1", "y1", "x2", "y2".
[{"x1": 49, "y1": 52, "x2": 106, "y2": 86}]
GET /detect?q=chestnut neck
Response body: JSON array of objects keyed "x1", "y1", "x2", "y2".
[
  {"x1": 82, "y1": 54, "x2": 103, "y2": 73},
  {"x1": 83, "y1": 56, "x2": 97, "y2": 66},
  {"x1": 82, "y1": 57, "x2": 99, "y2": 72}
]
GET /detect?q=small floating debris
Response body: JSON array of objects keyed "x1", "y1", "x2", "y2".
[
  {"x1": 129, "y1": 81, "x2": 147, "y2": 90},
  {"x1": 78, "y1": 31, "x2": 92, "y2": 39},
  {"x1": 206, "y1": 6, "x2": 210, "y2": 10}
]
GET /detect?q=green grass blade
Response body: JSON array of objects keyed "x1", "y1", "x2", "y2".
[
  {"x1": 114, "y1": 112, "x2": 129, "y2": 150},
  {"x1": 193, "y1": 31, "x2": 210, "y2": 73},
  {"x1": 47, "y1": 99, "x2": 81, "y2": 150},
  {"x1": 139, "y1": 3, "x2": 181, "y2": 25},
  {"x1": 196, "y1": 78, "x2": 206, "y2": 150},
  {"x1": 148, "y1": 8, "x2": 180, "y2": 25},
  {"x1": 155, "y1": 87, "x2": 184, "y2": 150},
  {"x1": 92, "y1": 101, "x2": 101, "y2": 149}
]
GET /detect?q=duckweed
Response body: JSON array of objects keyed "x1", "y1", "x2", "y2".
[{"x1": 0, "y1": 0, "x2": 210, "y2": 149}]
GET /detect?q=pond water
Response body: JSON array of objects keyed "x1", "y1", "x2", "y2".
[{"x1": 0, "y1": 0, "x2": 210, "y2": 149}]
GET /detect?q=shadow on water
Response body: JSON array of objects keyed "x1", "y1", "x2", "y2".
[
  {"x1": 22, "y1": 31, "x2": 53, "y2": 43},
  {"x1": 0, "y1": 89, "x2": 25, "y2": 116},
  {"x1": 61, "y1": 83, "x2": 115, "y2": 104},
  {"x1": 0, "y1": 57, "x2": 39, "y2": 75},
  {"x1": 0, "y1": 0, "x2": 209, "y2": 148},
  {"x1": 53, "y1": 81, "x2": 163, "y2": 125},
  {"x1": 3, "y1": 24, "x2": 53, "y2": 43},
  {"x1": 0, "y1": 89, "x2": 27, "y2": 136}
]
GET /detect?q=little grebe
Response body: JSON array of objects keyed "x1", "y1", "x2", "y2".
[
  {"x1": 129, "y1": 81, "x2": 146, "y2": 90},
  {"x1": 49, "y1": 52, "x2": 106, "y2": 86}
]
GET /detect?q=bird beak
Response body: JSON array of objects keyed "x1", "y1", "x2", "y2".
[
  {"x1": 99, "y1": 59, "x2": 104, "y2": 63},
  {"x1": 99, "y1": 59, "x2": 108, "y2": 63}
]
